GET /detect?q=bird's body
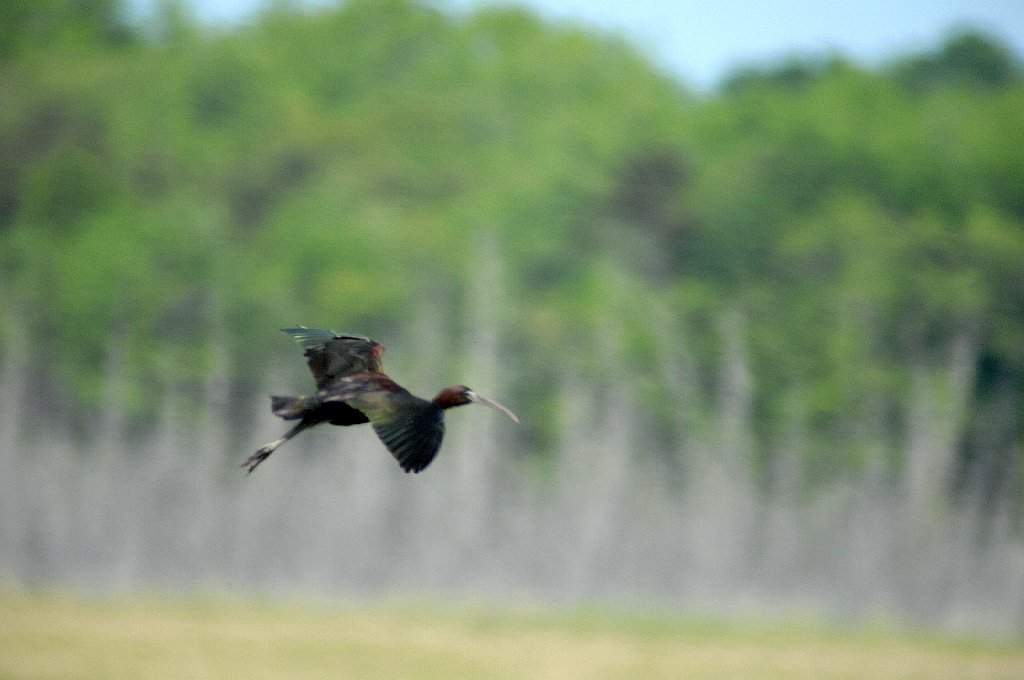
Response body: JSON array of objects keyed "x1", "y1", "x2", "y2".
[{"x1": 243, "y1": 327, "x2": 518, "y2": 474}]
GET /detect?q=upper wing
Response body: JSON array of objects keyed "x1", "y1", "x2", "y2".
[
  {"x1": 319, "y1": 374, "x2": 445, "y2": 473},
  {"x1": 282, "y1": 327, "x2": 385, "y2": 389}
]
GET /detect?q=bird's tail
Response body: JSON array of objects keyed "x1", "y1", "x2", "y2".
[{"x1": 270, "y1": 395, "x2": 319, "y2": 420}]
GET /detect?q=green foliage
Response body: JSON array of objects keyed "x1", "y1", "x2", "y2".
[
  {"x1": 891, "y1": 29, "x2": 1024, "y2": 91},
  {"x1": 0, "y1": 0, "x2": 134, "y2": 59},
  {"x1": 1, "y1": 1, "x2": 1022, "y2": 490}
]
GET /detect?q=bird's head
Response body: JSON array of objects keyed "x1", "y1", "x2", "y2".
[{"x1": 433, "y1": 385, "x2": 520, "y2": 423}]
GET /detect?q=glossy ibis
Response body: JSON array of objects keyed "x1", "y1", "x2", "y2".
[{"x1": 243, "y1": 327, "x2": 519, "y2": 474}]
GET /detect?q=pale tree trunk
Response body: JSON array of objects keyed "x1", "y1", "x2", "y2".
[
  {"x1": 905, "y1": 332, "x2": 977, "y2": 517},
  {"x1": 449, "y1": 230, "x2": 512, "y2": 563},
  {"x1": 0, "y1": 316, "x2": 29, "y2": 579},
  {"x1": 683, "y1": 308, "x2": 757, "y2": 594},
  {"x1": 0, "y1": 315, "x2": 27, "y2": 470},
  {"x1": 648, "y1": 297, "x2": 703, "y2": 457},
  {"x1": 718, "y1": 309, "x2": 754, "y2": 470},
  {"x1": 552, "y1": 312, "x2": 643, "y2": 598}
]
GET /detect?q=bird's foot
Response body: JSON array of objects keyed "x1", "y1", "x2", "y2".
[{"x1": 241, "y1": 442, "x2": 278, "y2": 474}]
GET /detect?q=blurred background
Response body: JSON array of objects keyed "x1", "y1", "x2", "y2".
[{"x1": 2, "y1": 0, "x2": 1023, "y2": 639}]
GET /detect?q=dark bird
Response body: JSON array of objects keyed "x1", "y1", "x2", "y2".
[{"x1": 242, "y1": 327, "x2": 519, "y2": 474}]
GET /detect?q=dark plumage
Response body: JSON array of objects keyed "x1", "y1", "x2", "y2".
[{"x1": 242, "y1": 327, "x2": 518, "y2": 474}]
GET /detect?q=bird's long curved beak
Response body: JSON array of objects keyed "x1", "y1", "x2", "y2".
[{"x1": 469, "y1": 393, "x2": 520, "y2": 424}]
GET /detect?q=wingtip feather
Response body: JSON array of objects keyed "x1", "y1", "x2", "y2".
[{"x1": 281, "y1": 326, "x2": 337, "y2": 350}]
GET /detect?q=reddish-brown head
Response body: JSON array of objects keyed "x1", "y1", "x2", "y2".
[
  {"x1": 369, "y1": 342, "x2": 384, "y2": 364},
  {"x1": 431, "y1": 386, "x2": 520, "y2": 423}
]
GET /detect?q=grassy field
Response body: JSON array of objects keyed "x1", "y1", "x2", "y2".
[{"x1": 1, "y1": 588, "x2": 1021, "y2": 679}]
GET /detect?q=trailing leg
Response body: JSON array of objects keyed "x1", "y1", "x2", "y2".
[{"x1": 242, "y1": 419, "x2": 315, "y2": 473}]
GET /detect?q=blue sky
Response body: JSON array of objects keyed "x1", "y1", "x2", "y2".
[{"x1": 154, "y1": 0, "x2": 1024, "y2": 88}]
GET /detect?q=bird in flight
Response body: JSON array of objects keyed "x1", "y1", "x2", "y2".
[{"x1": 243, "y1": 327, "x2": 519, "y2": 474}]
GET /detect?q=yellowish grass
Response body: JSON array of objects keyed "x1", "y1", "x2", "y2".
[{"x1": 1, "y1": 588, "x2": 1021, "y2": 680}]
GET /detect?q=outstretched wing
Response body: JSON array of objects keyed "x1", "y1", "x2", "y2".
[
  {"x1": 319, "y1": 374, "x2": 445, "y2": 473},
  {"x1": 371, "y1": 407, "x2": 445, "y2": 473},
  {"x1": 282, "y1": 327, "x2": 384, "y2": 389}
]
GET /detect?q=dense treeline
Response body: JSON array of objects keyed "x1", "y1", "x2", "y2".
[{"x1": 2, "y1": 0, "x2": 1022, "y2": 507}]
